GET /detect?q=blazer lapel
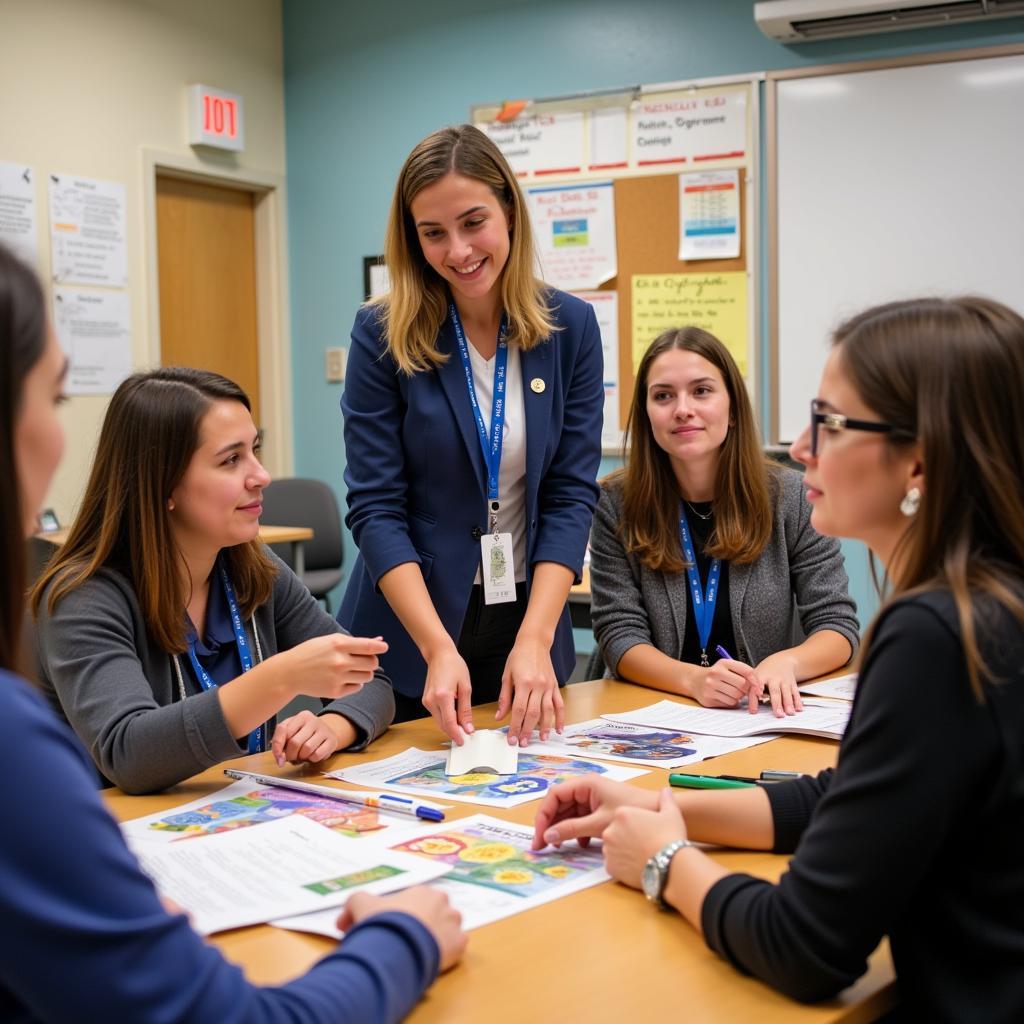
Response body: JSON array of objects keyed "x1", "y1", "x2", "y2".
[
  {"x1": 662, "y1": 570, "x2": 690, "y2": 660},
  {"x1": 729, "y1": 559, "x2": 752, "y2": 651},
  {"x1": 521, "y1": 341, "x2": 553, "y2": 502},
  {"x1": 436, "y1": 317, "x2": 487, "y2": 494}
]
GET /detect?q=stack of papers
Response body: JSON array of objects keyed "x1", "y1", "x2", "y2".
[{"x1": 604, "y1": 698, "x2": 852, "y2": 741}]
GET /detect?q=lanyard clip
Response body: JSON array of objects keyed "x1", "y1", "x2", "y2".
[{"x1": 489, "y1": 499, "x2": 500, "y2": 537}]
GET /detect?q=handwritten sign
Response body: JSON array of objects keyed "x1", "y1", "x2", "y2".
[
  {"x1": 482, "y1": 113, "x2": 585, "y2": 178},
  {"x1": 631, "y1": 90, "x2": 747, "y2": 169},
  {"x1": 631, "y1": 272, "x2": 748, "y2": 376}
]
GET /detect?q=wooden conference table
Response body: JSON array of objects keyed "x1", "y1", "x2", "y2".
[
  {"x1": 104, "y1": 679, "x2": 897, "y2": 1023},
  {"x1": 38, "y1": 524, "x2": 314, "y2": 576}
]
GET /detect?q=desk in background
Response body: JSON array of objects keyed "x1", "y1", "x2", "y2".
[
  {"x1": 35, "y1": 524, "x2": 314, "y2": 577},
  {"x1": 104, "y1": 679, "x2": 896, "y2": 1023}
]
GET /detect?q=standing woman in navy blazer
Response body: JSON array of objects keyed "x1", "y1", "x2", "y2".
[{"x1": 339, "y1": 124, "x2": 603, "y2": 748}]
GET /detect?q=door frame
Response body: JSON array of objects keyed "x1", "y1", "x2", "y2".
[{"x1": 142, "y1": 148, "x2": 294, "y2": 477}]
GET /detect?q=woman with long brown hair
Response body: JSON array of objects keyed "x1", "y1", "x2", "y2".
[
  {"x1": 591, "y1": 326, "x2": 857, "y2": 712},
  {"x1": 0, "y1": 243, "x2": 464, "y2": 1019},
  {"x1": 34, "y1": 366, "x2": 394, "y2": 794},
  {"x1": 535, "y1": 297, "x2": 1024, "y2": 1017},
  {"x1": 340, "y1": 124, "x2": 603, "y2": 746}
]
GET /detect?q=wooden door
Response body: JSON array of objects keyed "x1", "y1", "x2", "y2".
[{"x1": 156, "y1": 176, "x2": 261, "y2": 423}]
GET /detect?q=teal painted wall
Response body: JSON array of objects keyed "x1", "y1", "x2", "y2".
[{"x1": 282, "y1": 0, "x2": 1024, "y2": 635}]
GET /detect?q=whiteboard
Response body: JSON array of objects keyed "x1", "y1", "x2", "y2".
[{"x1": 773, "y1": 51, "x2": 1024, "y2": 442}]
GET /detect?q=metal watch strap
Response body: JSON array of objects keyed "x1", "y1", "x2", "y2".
[{"x1": 649, "y1": 838, "x2": 693, "y2": 908}]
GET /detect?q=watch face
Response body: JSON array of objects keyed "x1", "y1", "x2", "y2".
[{"x1": 642, "y1": 857, "x2": 661, "y2": 901}]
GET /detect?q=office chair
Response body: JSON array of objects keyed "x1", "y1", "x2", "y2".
[{"x1": 260, "y1": 478, "x2": 344, "y2": 612}]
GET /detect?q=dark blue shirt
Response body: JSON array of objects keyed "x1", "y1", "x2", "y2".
[
  {"x1": 0, "y1": 670, "x2": 439, "y2": 1022},
  {"x1": 185, "y1": 557, "x2": 244, "y2": 691}
]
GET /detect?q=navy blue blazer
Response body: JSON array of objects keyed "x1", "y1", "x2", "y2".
[{"x1": 338, "y1": 289, "x2": 603, "y2": 698}]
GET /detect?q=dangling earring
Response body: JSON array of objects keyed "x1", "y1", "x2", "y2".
[
  {"x1": 167, "y1": 499, "x2": 175, "y2": 512},
  {"x1": 899, "y1": 486, "x2": 921, "y2": 517}
]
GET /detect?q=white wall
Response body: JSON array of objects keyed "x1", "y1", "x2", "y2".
[{"x1": 1, "y1": 0, "x2": 287, "y2": 519}]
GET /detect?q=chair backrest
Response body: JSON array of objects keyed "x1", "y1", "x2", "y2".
[{"x1": 260, "y1": 477, "x2": 344, "y2": 573}]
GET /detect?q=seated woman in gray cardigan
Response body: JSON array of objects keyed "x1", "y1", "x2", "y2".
[
  {"x1": 591, "y1": 327, "x2": 858, "y2": 714},
  {"x1": 33, "y1": 367, "x2": 394, "y2": 793}
]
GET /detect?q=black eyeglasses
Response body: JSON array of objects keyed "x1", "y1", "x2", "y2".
[{"x1": 809, "y1": 399, "x2": 897, "y2": 457}]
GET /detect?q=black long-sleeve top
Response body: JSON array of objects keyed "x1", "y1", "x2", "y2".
[{"x1": 701, "y1": 590, "x2": 1024, "y2": 1021}]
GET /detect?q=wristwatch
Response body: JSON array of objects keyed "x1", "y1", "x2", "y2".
[{"x1": 642, "y1": 838, "x2": 692, "y2": 909}]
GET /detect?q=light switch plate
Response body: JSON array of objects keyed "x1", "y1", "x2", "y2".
[{"x1": 325, "y1": 346, "x2": 346, "y2": 383}]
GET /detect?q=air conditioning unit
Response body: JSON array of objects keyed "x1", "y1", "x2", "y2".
[{"x1": 754, "y1": 0, "x2": 1024, "y2": 43}]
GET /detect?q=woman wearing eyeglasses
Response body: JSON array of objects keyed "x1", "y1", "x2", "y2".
[{"x1": 590, "y1": 326, "x2": 857, "y2": 713}]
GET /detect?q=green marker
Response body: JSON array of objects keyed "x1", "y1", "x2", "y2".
[{"x1": 668, "y1": 773, "x2": 756, "y2": 790}]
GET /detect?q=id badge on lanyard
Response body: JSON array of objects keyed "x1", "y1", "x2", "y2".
[
  {"x1": 450, "y1": 303, "x2": 516, "y2": 605},
  {"x1": 185, "y1": 565, "x2": 264, "y2": 753},
  {"x1": 679, "y1": 506, "x2": 721, "y2": 667}
]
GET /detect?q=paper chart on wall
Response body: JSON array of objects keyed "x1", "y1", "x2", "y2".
[
  {"x1": 604, "y1": 698, "x2": 850, "y2": 740},
  {"x1": 0, "y1": 161, "x2": 38, "y2": 267},
  {"x1": 121, "y1": 780, "x2": 420, "y2": 847},
  {"x1": 679, "y1": 169, "x2": 740, "y2": 260},
  {"x1": 573, "y1": 289, "x2": 620, "y2": 449},
  {"x1": 508, "y1": 718, "x2": 775, "y2": 769},
  {"x1": 528, "y1": 181, "x2": 616, "y2": 291},
  {"x1": 326, "y1": 747, "x2": 646, "y2": 808},
  {"x1": 799, "y1": 673, "x2": 857, "y2": 701},
  {"x1": 129, "y1": 813, "x2": 450, "y2": 936},
  {"x1": 52, "y1": 287, "x2": 131, "y2": 395},
  {"x1": 631, "y1": 271, "x2": 748, "y2": 376},
  {"x1": 273, "y1": 814, "x2": 609, "y2": 937},
  {"x1": 48, "y1": 173, "x2": 127, "y2": 286}
]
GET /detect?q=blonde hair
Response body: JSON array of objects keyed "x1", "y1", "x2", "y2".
[{"x1": 374, "y1": 124, "x2": 555, "y2": 374}]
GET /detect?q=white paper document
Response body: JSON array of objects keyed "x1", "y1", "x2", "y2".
[
  {"x1": 513, "y1": 718, "x2": 775, "y2": 768},
  {"x1": 528, "y1": 181, "x2": 616, "y2": 291},
  {"x1": 327, "y1": 747, "x2": 646, "y2": 808},
  {"x1": 52, "y1": 287, "x2": 131, "y2": 395},
  {"x1": 679, "y1": 169, "x2": 740, "y2": 260},
  {"x1": 573, "y1": 289, "x2": 621, "y2": 449},
  {"x1": 49, "y1": 173, "x2": 127, "y2": 286},
  {"x1": 482, "y1": 112, "x2": 585, "y2": 178},
  {"x1": 799, "y1": 673, "x2": 857, "y2": 701},
  {"x1": 0, "y1": 161, "x2": 38, "y2": 267},
  {"x1": 446, "y1": 729, "x2": 518, "y2": 776},
  {"x1": 121, "y1": 780, "x2": 420, "y2": 847},
  {"x1": 273, "y1": 814, "x2": 609, "y2": 937},
  {"x1": 604, "y1": 698, "x2": 851, "y2": 740},
  {"x1": 127, "y1": 814, "x2": 449, "y2": 935}
]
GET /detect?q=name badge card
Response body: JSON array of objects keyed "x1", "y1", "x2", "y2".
[{"x1": 481, "y1": 532, "x2": 516, "y2": 605}]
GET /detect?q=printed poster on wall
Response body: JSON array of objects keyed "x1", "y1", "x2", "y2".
[
  {"x1": 48, "y1": 173, "x2": 127, "y2": 286},
  {"x1": 631, "y1": 90, "x2": 746, "y2": 169},
  {"x1": 0, "y1": 161, "x2": 39, "y2": 267},
  {"x1": 53, "y1": 287, "x2": 131, "y2": 395},
  {"x1": 679, "y1": 169, "x2": 740, "y2": 260},
  {"x1": 482, "y1": 113, "x2": 585, "y2": 178},
  {"x1": 589, "y1": 107, "x2": 629, "y2": 171},
  {"x1": 528, "y1": 181, "x2": 616, "y2": 291},
  {"x1": 573, "y1": 289, "x2": 621, "y2": 450},
  {"x1": 631, "y1": 272, "x2": 748, "y2": 377}
]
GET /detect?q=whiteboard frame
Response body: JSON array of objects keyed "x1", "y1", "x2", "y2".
[{"x1": 766, "y1": 43, "x2": 1024, "y2": 444}]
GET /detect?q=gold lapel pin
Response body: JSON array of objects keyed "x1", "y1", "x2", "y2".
[{"x1": 530, "y1": 378, "x2": 546, "y2": 394}]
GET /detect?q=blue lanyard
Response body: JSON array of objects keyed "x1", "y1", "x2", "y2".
[
  {"x1": 679, "y1": 505, "x2": 722, "y2": 667},
  {"x1": 449, "y1": 303, "x2": 508, "y2": 509},
  {"x1": 185, "y1": 565, "x2": 263, "y2": 754}
]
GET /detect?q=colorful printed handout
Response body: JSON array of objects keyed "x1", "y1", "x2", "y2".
[
  {"x1": 326, "y1": 747, "x2": 646, "y2": 807},
  {"x1": 129, "y1": 814, "x2": 450, "y2": 935},
  {"x1": 273, "y1": 814, "x2": 609, "y2": 936},
  {"x1": 121, "y1": 780, "x2": 416, "y2": 846},
  {"x1": 512, "y1": 717, "x2": 775, "y2": 768}
]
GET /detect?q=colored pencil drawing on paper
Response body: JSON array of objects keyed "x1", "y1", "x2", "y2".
[
  {"x1": 391, "y1": 819, "x2": 604, "y2": 899},
  {"x1": 142, "y1": 788, "x2": 389, "y2": 841},
  {"x1": 387, "y1": 753, "x2": 613, "y2": 802}
]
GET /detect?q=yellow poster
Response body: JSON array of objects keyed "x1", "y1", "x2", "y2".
[{"x1": 631, "y1": 271, "x2": 748, "y2": 376}]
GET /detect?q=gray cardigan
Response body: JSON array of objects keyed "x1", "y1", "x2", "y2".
[
  {"x1": 35, "y1": 549, "x2": 395, "y2": 794},
  {"x1": 590, "y1": 469, "x2": 860, "y2": 676}
]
